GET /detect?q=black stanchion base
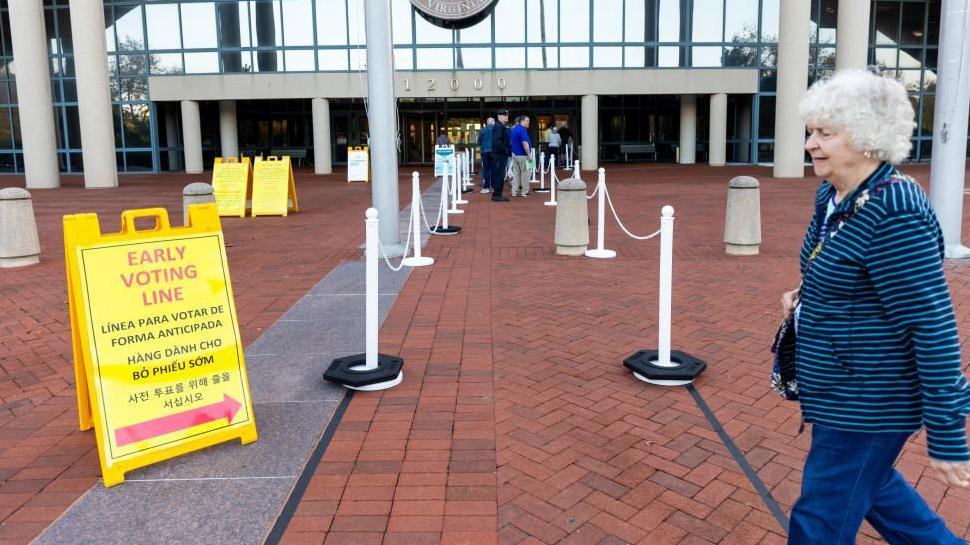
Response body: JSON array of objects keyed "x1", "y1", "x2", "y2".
[
  {"x1": 324, "y1": 353, "x2": 404, "y2": 390},
  {"x1": 623, "y1": 349, "x2": 706, "y2": 386},
  {"x1": 430, "y1": 226, "x2": 461, "y2": 236}
]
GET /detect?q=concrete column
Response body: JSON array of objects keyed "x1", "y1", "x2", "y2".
[
  {"x1": 69, "y1": 0, "x2": 118, "y2": 188},
  {"x1": 312, "y1": 98, "x2": 333, "y2": 174},
  {"x1": 363, "y1": 0, "x2": 402, "y2": 255},
  {"x1": 219, "y1": 101, "x2": 239, "y2": 159},
  {"x1": 679, "y1": 95, "x2": 696, "y2": 164},
  {"x1": 8, "y1": 0, "x2": 59, "y2": 189},
  {"x1": 928, "y1": 0, "x2": 970, "y2": 258},
  {"x1": 773, "y1": 0, "x2": 811, "y2": 178},
  {"x1": 181, "y1": 100, "x2": 204, "y2": 174},
  {"x1": 709, "y1": 93, "x2": 728, "y2": 166},
  {"x1": 836, "y1": 0, "x2": 871, "y2": 70},
  {"x1": 580, "y1": 95, "x2": 598, "y2": 171},
  {"x1": 165, "y1": 105, "x2": 181, "y2": 171},
  {"x1": 738, "y1": 98, "x2": 752, "y2": 163}
]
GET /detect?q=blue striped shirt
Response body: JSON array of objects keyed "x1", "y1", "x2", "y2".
[{"x1": 797, "y1": 163, "x2": 970, "y2": 461}]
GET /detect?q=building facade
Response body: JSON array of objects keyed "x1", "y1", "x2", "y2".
[{"x1": 0, "y1": 0, "x2": 957, "y2": 182}]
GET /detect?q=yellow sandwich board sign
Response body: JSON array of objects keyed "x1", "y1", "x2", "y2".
[
  {"x1": 212, "y1": 157, "x2": 251, "y2": 217},
  {"x1": 64, "y1": 205, "x2": 257, "y2": 487},
  {"x1": 252, "y1": 156, "x2": 299, "y2": 217}
]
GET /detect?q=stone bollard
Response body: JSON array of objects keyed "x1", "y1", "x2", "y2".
[
  {"x1": 182, "y1": 182, "x2": 216, "y2": 225},
  {"x1": 554, "y1": 177, "x2": 590, "y2": 256},
  {"x1": 724, "y1": 176, "x2": 761, "y2": 255},
  {"x1": 0, "y1": 188, "x2": 42, "y2": 268}
]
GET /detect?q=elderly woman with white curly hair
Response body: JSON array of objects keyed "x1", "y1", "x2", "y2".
[{"x1": 775, "y1": 69, "x2": 970, "y2": 544}]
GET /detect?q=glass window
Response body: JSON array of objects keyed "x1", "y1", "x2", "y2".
[
  {"x1": 117, "y1": 77, "x2": 148, "y2": 101},
  {"x1": 625, "y1": 0, "x2": 646, "y2": 42},
  {"x1": 55, "y1": 9, "x2": 73, "y2": 55},
  {"x1": 559, "y1": 0, "x2": 589, "y2": 42},
  {"x1": 65, "y1": 105, "x2": 81, "y2": 149},
  {"x1": 659, "y1": 0, "x2": 681, "y2": 42},
  {"x1": 528, "y1": 47, "x2": 559, "y2": 68},
  {"x1": 392, "y1": 0, "x2": 413, "y2": 44},
  {"x1": 255, "y1": 50, "x2": 284, "y2": 71},
  {"x1": 559, "y1": 46, "x2": 588, "y2": 68},
  {"x1": 318, "y1": 49, "x2": 348, "y2": 70},
  {"x1": 219, "y1": 2, "x2": 252, "y2": 48},
  {"x1": 921, "y1": 95, "x2": 934, "y2": 136},
  {"x1": 725, "y1": 0, "x2": 758, "y2": 42},
  {"x1": 347, "y1": 0, "x2": 366, "y2": 45},
  {"x1": 181, "y1": 3, "x2": 217, "y2": 49},
  {"x1": 285, "y1": 50, "x2": 315, "y2": 71},
  {"x1": 692, "y1": 0, "x2": 723, "y2": 42},
  {"x1": 625, "y1": 46, "x2": 645, "y2": 67},
  {"x1": 349, "y1": 49, "x2": 366, "y2": 70},
  {"x1": 495, "y1": 47, "x2": 525, "y2": 69},
  {"x1": 494, "y1": 1, "x2": 525, "y2": 42},
  {"x1": 113, "y1": 5, "x2": 145, "y2": 51},
  {"x1": 117, "y1": 54, "x2": 147, "y2": 76},
  {"x1": 897, "y1": 69, "x2": 921, "y2": 92},
  {"x1": 282, "y1": 0, "x2": 314, "y2": 46},
  {"x1": 151, "y1": 53, "x2": 184, "y2": 74},
  {"x1": 875, "y1": 47, "x2": 897, "y2": 69},
  {"x1": 146, "y1": 4, "x2": 181, "y2": 50},
  {"x1": 818, "y1": 0, "x2": 837, "y2": 44},
  {"x1": 761, "y1": 0, "x2": 779, "y2": 42},
  {"x1": 658, "y1": 46, "x2": 679, "y2": 67},
  {"x1": 0, "y1": 108, "x2": 11, "y2": 148},
  {"x1": 900, "y1": 2, "x2": 925, "y2": 45},
  {"x1": 122, "y1": 104, "x2": 151, "y2": 148},
  {"x1": 926, "y1": 2, "x2": 939, "y2": 46},
  {"x1": 593, "y1": 47, "x2": 622, "y2": 67},
  {"x1": 414, "y1": 12, "x2": 451, "y2": 44},
  {"x1": 925, "y1": 48, "x2": 937, "y2": 71},
  {"x1": 416, "y1": 48, "x2": 453, "y2": 69},
  {"x1": 874, "y1": 1, "x2": 899, "y2": 45},
  {"x1": 184, "y1": 52, "x2": 219, "y2": 73},
  {"x1": 692, "y1": 46, "x2": 722, "y2": 67},
  {"x1": 899, "y1": 48, "x2": 922, "y2": 69},
  {"x1": 316, "y1": 0, "x2": 348, "y2": 45},
  {"x1": 723, "y1": 45, "x2": 758, "y2": 67},
  {"x1": 758, "y1": 96, "x2": 775, "y2": 138},
  {"x1": 460, "y1": 48, "x2": 492, "y2": 69},
  {"x1": 125, "y1": 152, "x2": 153, "y2": 171},
  {"x1": 393, "y1": 48, "x2": 413, "y2": 69},
  {"x1": 459, "y1": 16, "x2": 492, "y2": 44},
  {"x1": 251, "y1": 1, "x2": 283, "y2": 48},
  {"x1": 816, "y1": 47, "x2": 836, "y2": 69},
  {"x1": 526, "y1": 0, "x2": 553, "y2": 43},
  {"x1": 594, "y1": 0, "x2": 623, "y2": 42}
]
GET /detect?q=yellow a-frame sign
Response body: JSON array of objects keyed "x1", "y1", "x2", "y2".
[
  {"x1": 64, "y1": 205, "x2": 258, "y2": 486},
  {"x1": 252, "y1": 156, "x2": 299, "y2": 217}
]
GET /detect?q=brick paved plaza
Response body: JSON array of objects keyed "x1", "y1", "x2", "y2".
[{"x1": 3, "y1": 164, "x2": 970, "y2": 545}]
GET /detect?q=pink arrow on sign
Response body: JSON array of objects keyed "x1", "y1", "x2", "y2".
[{"x1": 114, "y1": 394, "x2": 243, "y2": 447}]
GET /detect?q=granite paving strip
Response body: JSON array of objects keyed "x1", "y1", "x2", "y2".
[{"x1": 29, "y1": 179, "x2": 445, "y2": 545}]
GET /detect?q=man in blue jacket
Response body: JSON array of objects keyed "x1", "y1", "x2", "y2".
[
  {"x1": 477, "y1": 118, "x2": 494, "y2": 194},
  {"x1": 490, "y1": 110, "x2": 511, "y2": 202}
]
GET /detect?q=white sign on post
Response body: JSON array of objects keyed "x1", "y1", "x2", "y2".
[
  {"x1": 347, "y1": 146, "x2": 370, "y2": 183},
  {"x1": 434, "y1": 145, "x2": 455, "y2": 177}
]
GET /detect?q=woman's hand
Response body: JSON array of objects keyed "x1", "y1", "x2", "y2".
[
  {"x1": 929, "y1": 459, "x2": 970, "y2": 488},
  {"x1": 781, "y1": 289, "x2": 800, "y2": 319}
]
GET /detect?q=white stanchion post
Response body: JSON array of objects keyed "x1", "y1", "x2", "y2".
[
  {"x1": 530, "y1": 148, "x2": 538, "y2": 184},
  {"x1": 402, "y1": 172, "x2": 434, "y2": 267},
  {"x1": 657, "y1": 206, "x2": 675, "y2": 367},
  {"x1": 537, "y1": 151, "x2": 549, "y2": 192},
  {"x1": 463, "y1": 150, "x2": 472, "y2": 190},
  {"x1": 585, "y1": 168, "x2": 616, "y2": 259},
  {"x1": 452, "y1": 155, "x2": 467, "y2": 208},
  {"x1": 573, "y1": 160, "x2": 581, "y2": 179},
  {"x1": 544, "y1": 156, "x2": 558, "y2": 207},
  {"x1": 363, "y1": 208, "x2": 380, "y2": 371},
  {"x1": 469, "y1": 147, "x2": 475, "y2": 174}
]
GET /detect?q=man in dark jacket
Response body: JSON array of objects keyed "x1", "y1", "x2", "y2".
[
  {"x1": 490, "y1": 110, "x2": 511, "y2": 202},
  {"x1": 477, "y1": 118, "x2": 494, "y2": 194}
]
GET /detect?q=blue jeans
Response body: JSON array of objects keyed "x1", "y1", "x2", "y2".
[
  {"x1": 789, "y1": 424, "x2": 964, "y2": 545},
  {"x1": 481, "y1": 151, "x2": 493, "y2": 189}
]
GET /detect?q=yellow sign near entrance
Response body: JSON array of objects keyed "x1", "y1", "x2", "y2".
[
  {"x1": 252, "y1": 156, "x2": 299, "y2": 217},
  {"x1": 64, "y1": 205, "x2": 257, "y2": 486},
  {"x1": 212, "y1": 157, "x2": 251, "y2": 217}
]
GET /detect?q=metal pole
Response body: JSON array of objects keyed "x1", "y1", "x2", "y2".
[
  {"x1": 658, "y1": 206, "x2": 675, "y2": 367},
  {"x1": 364, "y1": 208, "x2": 379, "y2": 370},
  {"x1": 364, "y1": 0, "x2": 403, "y2": 256},
  {"x1": 929, "y1": 0, "x2": 970, "y2": 259}
]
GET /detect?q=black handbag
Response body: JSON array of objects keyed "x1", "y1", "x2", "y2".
[{"x1": 771, "y1": 314, "x2": 799, "y2": 400}]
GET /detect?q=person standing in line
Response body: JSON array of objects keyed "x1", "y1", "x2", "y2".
[
  {"x1": 435, "y1": 129, "x2": 450, "y2": 147},
  {"x1": 510, "y1": 116, "x2": 533, "y2": 197},
  {"x1": 547, "y1": 126, "x2": 562, "y2": 170},
  {"x1": 478, "y1": 118, "x2": 495, "y2": 194},
  {"x1": 779, "y1": 69, "x2": 970, "y2": 545},
  {"x1": 490, "y1": 110, "x2": 511, "y2": 202}
]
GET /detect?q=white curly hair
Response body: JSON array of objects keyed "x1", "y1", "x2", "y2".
[{"x1": 798, "y1": 69, "x2": 916, "y2": 164}]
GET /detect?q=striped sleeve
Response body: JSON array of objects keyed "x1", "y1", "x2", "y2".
[{"x1": 866, "y1": 194, "x2": 970, "y2": 461}]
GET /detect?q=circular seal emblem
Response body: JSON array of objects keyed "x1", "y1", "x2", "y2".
[{"x1": 409, "y1": 0, "x2": 498, "y2": 29}]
